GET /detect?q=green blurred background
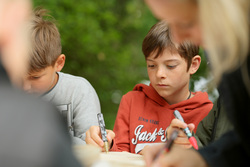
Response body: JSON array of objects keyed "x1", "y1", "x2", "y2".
[{"x1": 33, "y1": 0, "x2": 213, "y2": 129}]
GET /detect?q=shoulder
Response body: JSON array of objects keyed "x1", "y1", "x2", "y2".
[
  {"x1": 59, "y1": 72, "x2": 90, "y2": 84},
  {"x1": 192, "y1": 91, "x2": 211, "y2": 101},
  {"x1": 120, "y1": 89, "x2": 147, "y2": 104},
  {"x1": 58, "y1": 72, "x2": 95, "y2": 89},
  {"x1": 124, "y1": 89, "x2": 146, "y2": 98},
  {"x1": 193, "y1": 91, "x2": 209, "y2": 97},
  {"x1": 189, "y1": 91, "x2": 213, "y2": 109}
]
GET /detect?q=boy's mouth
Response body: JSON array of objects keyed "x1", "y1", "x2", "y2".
[{"x1": 157, "y1": 84, "x2": 168, "y2": 87}]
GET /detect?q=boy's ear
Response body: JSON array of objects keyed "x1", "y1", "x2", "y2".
[
  {"x1": 55, "y1": 54, "x2": 65, "y2": 72},
  {"x1": 189, "y1": 55, "x2": 201, "y2": 75}
]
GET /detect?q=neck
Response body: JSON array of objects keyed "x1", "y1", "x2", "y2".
[{"x1": 164, "y1": 87, "x2": 191, "y2": 105}]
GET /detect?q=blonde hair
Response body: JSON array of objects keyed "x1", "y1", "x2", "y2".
[{"x1": 199, "y1": 0, "x2": 249, "y2": 83}]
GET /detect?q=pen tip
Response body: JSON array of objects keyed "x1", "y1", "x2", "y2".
[{"x1": 104, "y1": 142, "x2": 109, "y2": 153}]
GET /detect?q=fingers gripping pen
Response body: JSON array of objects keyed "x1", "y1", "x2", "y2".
[
  {"x1": 97, "y1": 113, "x2": 109, "y2": 153},
  {"x1": 173, "y1": 110, "x2": 198, "y2": 150}
]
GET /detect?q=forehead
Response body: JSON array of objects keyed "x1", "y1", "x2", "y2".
[
  {"x1": 147, "y1": 48, "x2": 182, "y2": 60},
  {"x1": 28, "y1": 66, "x2": 53, "y2": 75},
  {"x1": 27, "y1": 69, "x2": 45, "y2": 76}
]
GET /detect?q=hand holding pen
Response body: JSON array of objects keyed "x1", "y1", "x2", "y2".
[
  {"x1": 85, "y1": 114, "x2": 115, "y2": 152},
  {"x1": 97, "y1": 113, "x2": 109, "y2": 153},
  {"x1": 173, "y1": 110, "x2": 198, "y2": 150},
  {"x1": 166, "y1": 119, "x2": 196, "y2": 149}
]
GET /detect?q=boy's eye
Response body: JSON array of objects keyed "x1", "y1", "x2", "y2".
[
  {"x1": 30, "y1": 76, "x2": 40, "y2": 80},
  {"x1": 167, "y1": 65, "x2": 177, "y2": 69},
  {"x1": 147, "y1": 64, "x2": 155, "y2": 68}
]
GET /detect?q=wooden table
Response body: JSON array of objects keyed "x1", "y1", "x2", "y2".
[{"x1": 74, "y1": 145, "x2": 146, "y2": 167}]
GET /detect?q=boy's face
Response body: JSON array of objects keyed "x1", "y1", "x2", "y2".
[
  {"x1": 147, "y1": 49, "x2": 195, "y2": 104},
  {"x1": 22, "y1": 66, "x2": 58, "y2": 95}
]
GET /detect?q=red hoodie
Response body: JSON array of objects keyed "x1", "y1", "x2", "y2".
[{"x1": 111, "y1": 84, "x2": 213, "y2": 153}]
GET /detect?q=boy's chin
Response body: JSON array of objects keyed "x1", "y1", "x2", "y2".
[
  {"x1": 24, "y1": 91, "x2": 43, "y2": 96},
  {"x1": 156, "y1": 91, "x2": 167, "y2": 98}
]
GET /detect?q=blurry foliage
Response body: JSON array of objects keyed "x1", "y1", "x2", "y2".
[{"x1": 33, "y1": 0, "x2": 210, "y2": 129}]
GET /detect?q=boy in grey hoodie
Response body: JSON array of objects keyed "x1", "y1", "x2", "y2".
[{"x1": 22, "y1": 7, "x2": 101, "y2": 145}]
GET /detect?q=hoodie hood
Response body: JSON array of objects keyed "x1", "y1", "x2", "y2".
[
  {"x1": 133, "y1": 83, "x2": 167, "y2": 106},
  {"x1": 133, "y1": 83, "x2": 211, "y2": 109}
]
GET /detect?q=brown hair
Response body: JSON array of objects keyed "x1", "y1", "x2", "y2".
[
  {"x1": 28, "y1": 7, "x2": 61, "y2": 72},
  {"x1": 142, "y1": 20, "x2": 199, "y2": 70}
]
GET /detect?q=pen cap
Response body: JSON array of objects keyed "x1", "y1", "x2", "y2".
[
  {"x1": 173, "y1": 110, "x2": 184, "y2": 122},
  {"x1": 188, "y1": 137, "x2": 198, "y2": 150},
  {"x1": 97, "y1": 113, "x2": 106, "y2": 127}
]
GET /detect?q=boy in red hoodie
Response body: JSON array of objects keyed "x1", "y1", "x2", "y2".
[{"x1": 85, "y1": 21, "x2": 213, "y2": 154}]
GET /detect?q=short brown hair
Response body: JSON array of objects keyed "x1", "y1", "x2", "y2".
[
  {"x1": 28, "y1": 7, "x2": 61, "y2": 72},
  {"x1": 142, "y1": 21, "x2": 199, "y2": 70}
]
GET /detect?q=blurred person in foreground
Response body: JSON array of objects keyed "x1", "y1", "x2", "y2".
[
  {"x1": 0, "y1": 0, "x2": 82, "y2": 166},
  {"x1": 143, "y1": 0, "x2": 249, "y2": 167}
]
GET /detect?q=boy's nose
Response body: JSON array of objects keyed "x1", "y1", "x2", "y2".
[{"x1": 156, "y1": 67, "x2": 167, "y2": 79}]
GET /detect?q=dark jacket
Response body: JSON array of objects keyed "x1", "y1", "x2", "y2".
[
  {"x1": 198, "y1": 54, "x2": 250, "y2": 166},
  {"x1": 195, "y1": 97, "x2": 234, "y2": 148}
]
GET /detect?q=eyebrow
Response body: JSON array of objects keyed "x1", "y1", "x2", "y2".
[{"x1": 28, "y1": 72, "x2": 46, "y2": 77}]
